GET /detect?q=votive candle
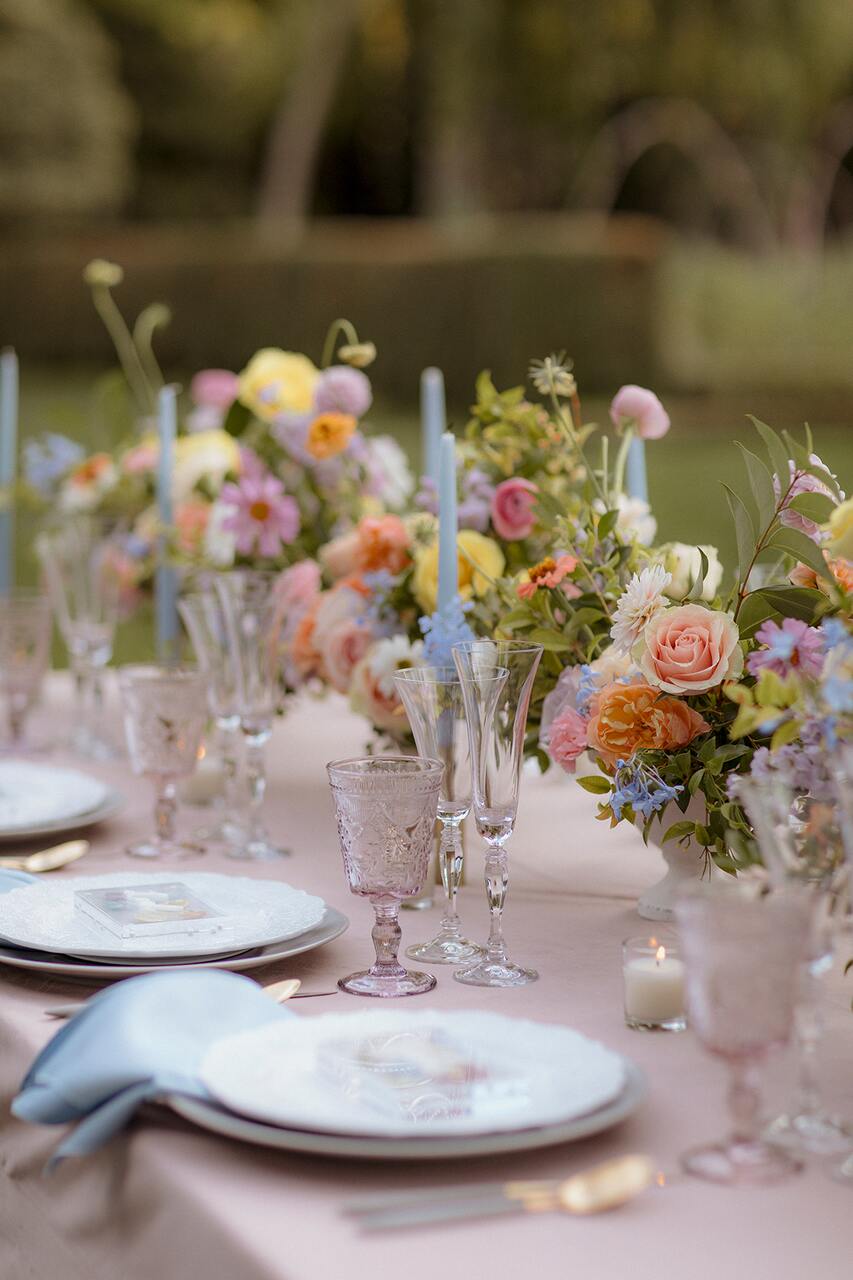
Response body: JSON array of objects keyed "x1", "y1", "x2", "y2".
[{"x1": 623, "y1": 935, "x2": 686, "y2": 1032}]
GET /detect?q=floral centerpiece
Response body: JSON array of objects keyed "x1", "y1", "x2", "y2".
[
  {"x1": 489, "y1": 364, "x2": 849, "y2": 896},
  {"x1": 22, "y1": 265, "x2": 412, "y2": 612}
]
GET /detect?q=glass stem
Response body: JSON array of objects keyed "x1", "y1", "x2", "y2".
[
  {"x1": 244, "y1": 732, "x2": 268, "y2": 842},
  {"x1": 7, "y1": 696, "x2": 25, "y2": 744},
  {"x1": 484, "y1": 845, "x2": 509, "y2": 964},
  {"x1": 219, "y1": 720, "x2": 242, "y2": 814},
  {"x1": 437, "y1": 818, "x2": 463, "y2": 939},
  {"x1": 727, "y1": 1060, "x2": 762, "y2": 1146},
  {"x1": 154, "y1": 777, "x2": 177, "y2": 845},
  {"x1": 369, "y1": 901, "x2": 405, "y2": 978},
  {"x1": 792, "y1": 983, "x2": 824, "y2": 1119}
]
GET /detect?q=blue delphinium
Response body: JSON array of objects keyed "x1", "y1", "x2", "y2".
[
  {"x1": 611, "y1": 757, "x2": 683, "y2": 821},
  {"x1": 419, "y1": 594, "x2": 475, "y2": 667},
  {"x1": 23, "y1": 433, "x2": 83, "y2": 495},
  {"x1": 359, "y1": 570, "x2": 400, "y2": 637}
]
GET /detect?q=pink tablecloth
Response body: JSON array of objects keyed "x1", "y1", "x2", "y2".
[{"x1": 1, "y1": 676, "x2": 852, "y2": 1280}]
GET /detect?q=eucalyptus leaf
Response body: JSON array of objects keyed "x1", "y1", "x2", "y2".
[
  {"x1": 749, "y1": 417, "x2": 790, "y2": 492},
  {"x1": 662, "y1": 820, "x2": 696, "y2": 844},
  {"x1": 597, "y1": 509, "x2": 619, "y2": 540},
  {"x1": 526, "y1": 628, "x2": 573, "y2": 652},
  {"x1": 787, "y1": 492, "x2": 835, "y2": 524},
  {"x1": 722, "y1": 483, "x2": 756, "y2": 579},
  {"x1": 736, "y1": 443, "x2": 776, "y2": 528},
  {"x1": 767, "y1": 526, "x2": 833, "y2": 582},
  {"x1": 687, "y1": 547, "x2": 710, "y2": 600},
  {"x1": 575, "y1": 775, "x2": 612, "y2": 795},
  {"x1": 754, "y1": 585, "x2": 824, "y2": 622}
]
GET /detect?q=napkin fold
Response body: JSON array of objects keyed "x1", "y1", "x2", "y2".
[
  {"x1": 0, "y1": 868, "x2": 37, "y2": 893},
  {"x1": 12, "y1": 969, "x2": 293, "y2": 1168}
]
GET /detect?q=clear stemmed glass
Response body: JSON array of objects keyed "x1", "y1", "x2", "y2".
[
  {"x1": 452, "y1": 639, "x2": 543, "y2": 988},
  {"x1": 394, "y1": 666, "x2": 482, "y2": 965},
  {"x1": 676, "y1": 884, "x2": 810, "y2": 1185},
  {"x1": 214, "y1": 570, "x2": 288, "y2": 860},
  {"x1": 118, "y1": 665, "x2": 209, "y2": 859},
  {"x1": 35, "y1": 516, "x2": 123, "y2": 761},
  {"x1": 738, "y1": 769, "x2": 850, "y2": 1157},
  {"x1": 327, "y1": 755, "x2": 443, "y2": 997},
  {"x1": 179, "y1": 589, "x2": 244, "y2": 847},
  {"x1": 829, "y1": 741, "x2": 853, "y2": 1185},
  {"x1": 0, "y1": 591, "x2": 52, "y2": 753}
]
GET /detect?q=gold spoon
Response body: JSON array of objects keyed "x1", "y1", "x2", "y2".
[{"x1": 1, "y1": 839, "x2": 89, "y2": 874}]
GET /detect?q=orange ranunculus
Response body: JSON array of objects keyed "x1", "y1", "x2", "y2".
[
  {"x1": 306, "y1": 412, "x2": 357, "y2": 460},
  {"x1": 586, "y1": 680, "x2": 710, "y2": 769},
  {"x1": 290, "y1": 605, "x2": 322, "y2": 679},
  {"x1": 356, "y1": 515, "x2": 411, "y2": 574},
  {"x1": 828, "y1": 556, "x2": 853, "y2": 594}
]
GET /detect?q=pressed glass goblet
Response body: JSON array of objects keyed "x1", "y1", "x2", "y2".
[
  {"x1": 0, "y1": 591, "x2": 52, "y2": 753},
  {"x1": 452, "y1": 639, "x2": 543, "y2": 988},
  {"x1": 179, "y1": 590, "x2": 244, "y2": 847},
  {"x1": 676, "y1": 885, "x2": 810, "y2": 1185},
  {"x1": 738, "y1": 769, "x2": 850, "y2": 1157},
  {"x1": 327, "y1": 756, "x2": 443, "y2": 997},
  {"x1": 118, "y1": 665, "x2": 209, "y2": 859},
  {"x1": 215, "y1": 570, "x2": 288, "y2": 860},
  {"x1": 36, "y1": 516, "x2": 123, "y2": 761},
  {"x1": 394, "y1": 666, "x2": 482, "y2": 965}
]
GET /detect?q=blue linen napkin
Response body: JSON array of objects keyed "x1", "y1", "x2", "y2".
[
  {"x1": 0, "y1": 868, "x2": 37, "y2": 892},
  {"x1": 12, "y1": 969, "x2": 293, "y2": 1168}
]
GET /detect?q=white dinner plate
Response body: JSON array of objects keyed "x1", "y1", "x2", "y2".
[
  {"x1": 200, "y1": 1010, "x2": 628, "y2": 1140},
  {"x1": 0, "y1": 905, "x2": 348, "y2": 979},
  {"x1": 0, "y1": 760, "x2": 109, "y2": 833},
  {"x1": 0, "y1": 788, "x2": 124, "y2": 844},
  {"x1": 0, "y1": 871, "x2": 328, "y2": 960},
  {"x1": 168, "y1": 1061, "x2": 645, "y2": 1162}
]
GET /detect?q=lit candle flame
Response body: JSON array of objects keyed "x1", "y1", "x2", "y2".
[
  {"x1": 655, "y1": 944, "x2": 666, "y2": 964},
  {"x1": 656, "y1": 1172, "x2": 666, "y2": 1189},
  {"x1": 649, "y1": 936, "x2": 657, "y2": 948}
]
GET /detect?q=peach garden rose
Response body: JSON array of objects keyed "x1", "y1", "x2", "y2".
[
  {"x1": 586, "y1": 681, "x2": 710, "y2": 769},
  {"x1": 633, "y1": 603, "x2": 743, "y2": 694}
]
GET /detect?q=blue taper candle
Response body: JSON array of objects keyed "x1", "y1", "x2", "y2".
[
  {"x1": 0, "y1": 348, "x2": 19, "y2": 593},
  {"x1": 625, "y1": 435, "x2": 648, "y2": 504},
  {"x1": 437, "y1": 431, "x2": 458, "y2": 615},
  {"x1": 156, "y1": 385, "x2": 179, "y2": 662},
  {"x1": 421, "y1": 367, "x2": 445, "y2": 489}
]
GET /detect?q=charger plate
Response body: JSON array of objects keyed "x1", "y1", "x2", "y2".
[
  {"x1": 0, "y1": 789, "x2": 124, "y2": 844},
  {"x1": 0, "y1": 906, "x2": 348, "y2": 979},
  {"x1": 167, "y1": 1060, "x2": 645, "y2": 1162}
]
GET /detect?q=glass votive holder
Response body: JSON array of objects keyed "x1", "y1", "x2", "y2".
[{"x1": 623, "y1": 935, "x2": 687, "y2": 1032}]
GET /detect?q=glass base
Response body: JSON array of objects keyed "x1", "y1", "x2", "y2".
[
  {"x1": 830, "y1": 1154, "x2": 853, "y2": 1185},
  {"x1": 625, "y1": 1014, "x2": 687, "y2": 1033},
  {"x1": 453, "y1": 957, "x2": 538, "y2": 988},
  {"x1": 764, "y1": 1110, "x2": 853, "y2": 1157},
  {"x1": 71, "y1": 728, "x2": 118, "y2": 763},
  {"x1": 406, "y1": 935, "x2": 484, "y2": 965},
  {"x1": 126, "y1": 837, "x2": 206, "y2": 859},
  {"x1": 682, "y1": 1139, "x2": 803, "y2": 1185},
  {"x1": 226, "y1": 838, "x2": 290, "y2": 861},
  {"x1": 338, "y1": 968, "x2": 437, "y2": 998},
  {"x1": 401, "y1": 890, "x2": 434, "y2": 910}
]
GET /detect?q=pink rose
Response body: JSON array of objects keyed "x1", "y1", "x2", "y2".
[
  {"x1": 547, "y1": 706, "x2": 588, "y2": 774},
  {"x1": 321, "y1": 618, "x2": 373, "y2": 694},
  {"x1": 320, "y1": 530, "x2": 361, "y2": 580},
  {"x1": 190, "y1": 369, "x2": 239, "y2": 410},
  {"x1": 274, "y1": 560, "x2": 321, "y2": 615},
  {"x1": 634, "y1": 604, "x2": 743, "y2": 694},
  {"x1": 491, "y1": 478, "x2": 538, "y2": 541},
  {"x1": 609, "y1": 385, "x2": 670, "y2": 440},
  {"x1": 122, "y1": 441, "x2": 158, "y2": 475}
]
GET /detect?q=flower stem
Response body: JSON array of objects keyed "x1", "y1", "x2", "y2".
[
  {"x1": 90, "y1": 285, "x2": 155, "y2": 416},
  {"x1": 320, "y1": 318, "x2": 359, "y2": 369},
  {"x1": 731, "y1": 475, "x2": 797, "y2": 621}
]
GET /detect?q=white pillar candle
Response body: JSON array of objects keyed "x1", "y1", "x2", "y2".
[
  {"x1": 421, "y1": 367, "x2": 445, "y2": 488},
  {"x1": 623, "y1": 940, "x2": 686, "y2": 1029},
  {"x1": 437, "y1": 430, "x2": 458, "y2": 615}
]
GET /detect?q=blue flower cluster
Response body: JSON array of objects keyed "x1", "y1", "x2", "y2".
[
  {"x1": 611, "y1": 758, "x2": 683, "y2": 821},
  {"x1": 419, "y1": 594, "x2": 475, "y2": 667},
  {"x1": 23, "y1": 433, "x2": 83, "y2": 495},
  {"x1": 359, "y1": 570, "x2": 399, "y2": 637},
  {"x1": 819, "y1": 617, "x2": 853, "y2": 716}
]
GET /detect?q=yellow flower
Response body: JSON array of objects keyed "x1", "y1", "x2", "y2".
[
  {"x1": 338, "y1": 341, "x2": 377, "y2": 369},
  {"x1": 826, "y1": 497, "x2": 853, "y2": 561},
  {"x1": 412, "y1": 530, "x2": 505, "y2": 613},
  {"x1": 306, "y1": 412, "x2": 357, "y2": 460},
  {"x1": 174, "y1": 430, "x2": 240, "y2": 500},
  {"x1": 238, "y1": 349, "x2": 319, "y2": 421},
  {"x1": 83, "y1": 259, "x2": 123, "y2": 288}
]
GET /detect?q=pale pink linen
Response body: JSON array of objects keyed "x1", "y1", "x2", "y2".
[{"x1": 0, "y1": 677, "x2": 851, "y2": 1280}]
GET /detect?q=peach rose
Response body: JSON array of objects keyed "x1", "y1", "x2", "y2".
[
  {"x1": 634, "y1": 604, "x2": 742, "y2": 694},
  {"x1": 355, "y1": 515, "x2": 411, "y2": 574},
  {"x1": 349, "y1": 655, "x2": 409, "y2": 736},
  {"x1": 320, "y1": 530, "x2": 360, "y2": 580},
  {"x1": 175, "y1": 499, "x2": 210, "y2": 555},
  {"x1": 789, "y1": 554, "x2": 853, "y2": 596},
  {"x1": 320, "y1": 618, "x2": 373, "y2": 694},
  {"x1": 290, "y1": 605, "x2": 322, "y2": 680},
  {"x1": 587, "y1": 681, "x2": 710, "y2": 769}
]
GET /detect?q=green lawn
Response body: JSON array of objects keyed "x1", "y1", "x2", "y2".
[{"x1": 11, "y1": 365, "x2": 853, "y2": 661}]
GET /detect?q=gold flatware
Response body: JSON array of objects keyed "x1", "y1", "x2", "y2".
[
  {"x1": 42, "y1": 975, "x2": 317, "y2": 1020},
  {"x1": 0, "y1": 839, "x2": 89, "y2": 874},
  {"x1": 345, "y1": 1155, "x2": 657, "y2": 1231}
]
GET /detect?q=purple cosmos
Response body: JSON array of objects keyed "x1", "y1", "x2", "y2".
[
  {"x1": 219, "y1": 472, "x2": 300, "y2": 558},
  {"x1": 746, "y1": 617, "x2": 825, "y2": 679},
  {"x1": 314, "y1": 365, "x2": 372, "y2": 418}
]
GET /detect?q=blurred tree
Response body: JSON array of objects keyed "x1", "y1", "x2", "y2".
[{"x1": 0, "y1": 0, "x2": 135, "y2": 221}]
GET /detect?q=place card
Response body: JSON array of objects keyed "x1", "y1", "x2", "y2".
[{"x1": 74, "y1": 882, "x2": 225, "y2": 940}]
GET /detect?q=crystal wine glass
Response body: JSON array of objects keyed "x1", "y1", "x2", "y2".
[
  {"x1": 828, "y1": 741, "x2": 853, "y2": 1185},
  {"x1": 394, "y1": 666, "x2": 482, "y2": 965},
  {"x1": 179, "y1": 589, "x2": 244, "y2": 847},
  {"x1": 36, "y1": 516, "x2": 123, "y2": 761},
  {"x1": 0, "y1": 591, "x2": 52, "y2": 753},
  {"x1": 118, "y1": 665, "x2": 209, "y2": 859},
  {"x1": 738, "y1": 769, "x2": 850, "y2": 1156},
  {"x1": 214, "y1": 570, "x2": 288, "y2": 860},
  {"x1": 676, "y1": 884, "x2": 810, "y2": 1185},
  {"x1": 452, "y1": 639, "x2": 543, "y2": 988},
  {"x1": 327, "y1": 755, "x2": 443, "y2": 997}
]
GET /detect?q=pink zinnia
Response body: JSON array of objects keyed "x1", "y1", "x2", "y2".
[
  {"x1": 746, "y1": 617, "x2": 824, "y2": 679},
  {"x1": 219, "y1": 472, "x2": 300, "y2": 558}
]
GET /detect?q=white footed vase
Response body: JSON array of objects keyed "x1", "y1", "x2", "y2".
[{"x1": 638, "y1": 798, "x2": 717, "y2": 922}]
